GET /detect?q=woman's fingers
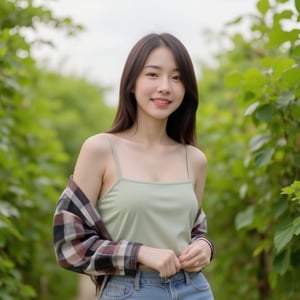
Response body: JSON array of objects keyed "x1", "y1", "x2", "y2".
[
  {"x1": 179, "y1": 240, "x2": 211, "y2": 271},
  {"x1": 138, "y1": 246, "x2": 181, "y2": 277}
]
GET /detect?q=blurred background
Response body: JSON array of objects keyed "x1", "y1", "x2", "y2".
[
  {"x1": 30, "y1": 0, "x2": 257, "y2": 106},
  {"x1": 0, "y1": 0, "x2": 299, "y2": 299}
]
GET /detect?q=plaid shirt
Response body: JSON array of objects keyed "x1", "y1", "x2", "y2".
[{"x1": 53, "y1": 176, "x2": 214, "y2": 290}]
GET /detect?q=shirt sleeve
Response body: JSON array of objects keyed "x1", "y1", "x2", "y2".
[
  {"x1": 53, "y1": 177, "x2": 142, "y2": 276},
  {"x1": 190, "y1": 208, "x2": 215, "y2": 260}
]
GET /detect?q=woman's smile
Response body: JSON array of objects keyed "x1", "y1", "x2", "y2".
[{"x1": 150, "y1": 97, "x2": 172, "y2": 108}]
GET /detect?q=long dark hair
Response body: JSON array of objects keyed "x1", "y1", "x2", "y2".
[{"x1": 108, "y1": 33, "x2": 199, "y2": 145}]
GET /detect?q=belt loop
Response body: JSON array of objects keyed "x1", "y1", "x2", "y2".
[
  {"x1": 134, "y1": 270, "x2": 141, "y2": 290},
  {"x1": 183, "y1": 270, "x2": 191, "y2": 285}
]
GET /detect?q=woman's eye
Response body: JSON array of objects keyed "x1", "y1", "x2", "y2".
[
  {"x1": 146, "y1": 72, "x2": 157, "y2": 78},
  {"x1": 172, "y1": 74, "x2": 181, "y2": 81}
]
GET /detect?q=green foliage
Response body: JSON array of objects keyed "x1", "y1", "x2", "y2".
[
  {"x1": 198, "y1": 0, "x2": 300, "y2": 299},
  {"x1": 0, "y1": 0, "x2": 107, "y2": 299},
  {"x1": 32, "y1": 71, "x2": 115, "y2": 175}
]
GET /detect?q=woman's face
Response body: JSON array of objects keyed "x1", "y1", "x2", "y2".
[{"x1": 133, "y1": 46, "x2": 185, "y2": 122}]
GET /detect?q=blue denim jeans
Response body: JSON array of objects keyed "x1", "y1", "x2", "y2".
[{"x1": 99, "y1": 269, "x2": 214, "y2": 300}]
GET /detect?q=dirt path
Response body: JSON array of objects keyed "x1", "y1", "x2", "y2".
[{"x1": 74, "y1": 275, "x2": 96, "y2": 300}]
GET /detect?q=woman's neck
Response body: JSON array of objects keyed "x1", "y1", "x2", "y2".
[{"x1": 120, "y1": 114, "x2": 175, "y2": 146}]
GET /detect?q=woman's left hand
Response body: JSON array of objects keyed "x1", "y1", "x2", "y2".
[{"x1": 178, "y1": 240, "x2": 211, "y2": 272}]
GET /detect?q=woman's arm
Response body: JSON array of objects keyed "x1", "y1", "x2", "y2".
[
  {"x1": 53, "y1": 176, "x2": 142, "y2": 276},
  {"x1": 53, "y1": 134, "x2": 142, "y2": 276},
  {"x1": 179, "y1": 146, "x2": 214, "y2": 271}
]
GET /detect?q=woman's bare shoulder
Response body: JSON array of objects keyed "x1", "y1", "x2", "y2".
[
  {"x1": 80, "y1": 133, "x2": 112, "y2": 156},
  {"x1": 186, "y1": 144, "x2": 207, "y2": 168},
  {"x1": 73, "y1": 133, "x2": 113, "y2": 203}
]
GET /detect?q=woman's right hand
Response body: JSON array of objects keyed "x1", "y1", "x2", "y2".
[{"x1": 137, "y1": 246, "x2": 181, "y2": 278}]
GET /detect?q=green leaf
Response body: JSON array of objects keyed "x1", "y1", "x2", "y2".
[
  {"x1": 0, "y1": 43, "x2": 7, "y2": 56},
  {"x1": 283, "y1": 180, "x2": 300, "y2": 191},
  {"x1": 274, "y1": 199, "x2": 288, "y2": 219},
  {"x1": 273, "y1": 249, "x2": 290, "y2": 275},
  {"x1": 253, "y1": 239, "x2": 272, "y2": 256},
  {"x1": 243, "y1": 68, "x2": 267, "y2": 90},
  {"x1": 268, "y1": 29, "x2": 290, "y2": 47},
  {"x1": 249, "y1": 133, "x2": 270, "y2": 152},
  {"x1": 239, "y1": 183, "x2": 248, "y2": 199},
  {"x1": 254, "y1": 148, "x2": 275, "y2": 167},
  {"x1": 274, "y1": 10, "x2": 293, "y2": 22},
  {"x1": 269, "y1": 269, "x2": 278, "y2": 289},
  {"x1": 291, "y1": 45, "x2": 300, "y2": 58},
  {"x1": 261, "y1": 57, "x2": 277, "y2": 68},
  {"x1": 292, "y1": 180, "x2": 300, "y2": 188},
  {"x1": 225, "y1": 72, "x2": 242, "y2": 88},
  {"x1": 255, "y1": 104, "x2": 272, "y2": 122},
  {"x1": 296, "y1": 0, "x2": 300, "y2": 14},
  {"x1": 281, "y1": 67, "x2": 300, "y2": 88},
  {"x1": 244, "y1": 91, "x2": 256, "y2": 101},
  {"x1": 226, "y1": 16, "x2": 243, "y2": 26},
  {"x1": 235, "y1": 206, "x2": 254, "y2": 230},
  {"x1": 257, "y1": 0, "x2": 270, "y2": 15},
  {"x1": 0, "y1": 202, "x2": 20, "y2": 218},
  {"x1": 293, "y1": 217, "x2": 300, "y2": 235},
  {"x1": 245, "y1": 101, "x2": 260, "y2": 116},
  {"x1": 281, "y1": 186, "x2": 295, "y2": 195},
  {"x1": 276, "y1": 91, "x2": 295, "y2": 110},
  {"x1": 274, "y1": 222, "x2": 294, "y2": 252},
  {"x1": 274, "y1": 58, "x2": 295, "y2": 74}
]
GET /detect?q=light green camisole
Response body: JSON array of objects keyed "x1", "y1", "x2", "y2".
[{"x1": 97, "y1": 136, "x2": 198, "y2": 255}]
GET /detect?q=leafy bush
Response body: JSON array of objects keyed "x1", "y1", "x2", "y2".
[
  {"x1": 0, "y1": 1, "x2": 84, "y2": 299},
  {"x1": 199, "y1": 0, "x2": 300, "y2": 299}
]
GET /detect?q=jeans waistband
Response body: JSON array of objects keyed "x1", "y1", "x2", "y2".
[{"x1": 134, "y1": 269, "x2": 191, "y2": 290}]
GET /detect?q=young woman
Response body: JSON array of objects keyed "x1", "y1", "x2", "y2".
[{"x1": 53, "y1": 33, "x2": 214, "y2": 299}]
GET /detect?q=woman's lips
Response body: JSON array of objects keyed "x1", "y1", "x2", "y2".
[
  {"x1": 151, "y1": 98, "x2": 172, "y2": 109},
  {"x1": 151, "y1": 98, "x2": 172, "y2": 105}
]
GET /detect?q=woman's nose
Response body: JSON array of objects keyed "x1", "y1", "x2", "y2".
[{"x1": 157, "y1": 77, "x2": 170, "y2": 93}]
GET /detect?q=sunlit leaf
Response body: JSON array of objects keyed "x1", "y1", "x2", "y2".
[
  {"x1": 261, "y1": 57, "x2": 276, "y2": 68},
  {"x1": 296, "y1": 0, "x2": 300, "y2": 14},
  {"x1": 281, "y1": 67, "x2": 300, "y2": 88},
  {"x1": 273, "y1": 58, "x2": 295, "y2": 75},
  {"x1": 274, "y1": 10, "x2": 293, "y2": 21},
  {"x1": 257, "y1": 0, "x2": 270, "y2": 15},
  {"x1": 268, "y1": 29, "x2": 290, "y2": 46},
  {"x1": 244, "y1": 68, "x2": 266, "y2": 89},
  {"x1": 245, "y1": 101, "x2": 260, "y2": 116},
  {"x1": 292, "y1": 181, "x2": 300, "y2": 188}
]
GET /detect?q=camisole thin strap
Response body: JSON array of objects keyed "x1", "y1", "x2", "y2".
[
  {"x1": 106, "y1": 134, "x2": 122, "y2": 178},
  {"x1": 185, "y1": 145, "x2": 191, "y2": 180}
]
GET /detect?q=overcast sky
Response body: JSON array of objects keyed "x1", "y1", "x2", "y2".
[{"x1": 33, "y1": 0, "x2": 258, "y2": 105}]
